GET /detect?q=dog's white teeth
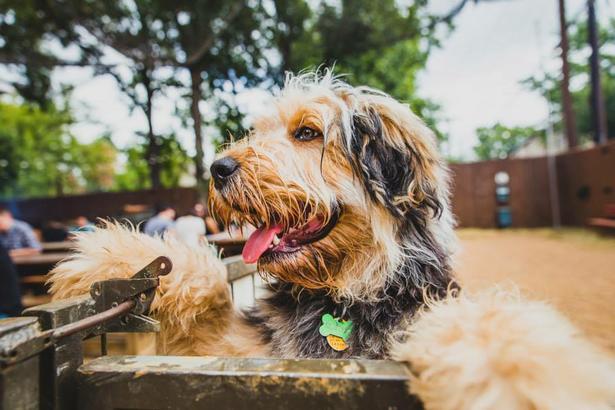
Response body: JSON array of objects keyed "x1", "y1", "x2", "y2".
[{"x1": 272, "y1": 234, "x2": 280, "y2": 246}]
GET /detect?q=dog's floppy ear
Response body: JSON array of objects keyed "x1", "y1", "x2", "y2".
[{"x1": 344, "y1": 95, "x2": 443, "y2": 222}]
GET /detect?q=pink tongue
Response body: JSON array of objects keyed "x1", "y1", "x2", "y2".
[{"x1": 242, "y1": 224, "x2": 283, "y2": 264}]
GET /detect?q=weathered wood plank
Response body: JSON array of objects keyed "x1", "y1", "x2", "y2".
[{"x1": 77, "y1": 356, "x2": 420, "y2": 410}]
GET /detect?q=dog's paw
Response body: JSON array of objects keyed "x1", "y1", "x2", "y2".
[
  {"x1": 390, "y1": 288, "x2": 615, "y2": 410},
  {"x1": 48, "y1": 221, "x2": 225, "y2": 301}
]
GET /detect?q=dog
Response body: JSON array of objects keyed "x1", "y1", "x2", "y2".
[{"x1": 49, "y1": 72, "x2": 615, "y2": 409}]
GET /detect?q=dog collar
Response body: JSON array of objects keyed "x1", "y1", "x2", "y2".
[{"x1": 319, "y1": 313, "x2": 353, "y2": 351}]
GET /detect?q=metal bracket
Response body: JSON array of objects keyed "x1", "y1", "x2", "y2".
[
  {"x1": 89, "y1": 256, "x2": 172, "y2": 333},
  {"x1": 0, "y1": 256, "x2": 172, "y2": 367}
]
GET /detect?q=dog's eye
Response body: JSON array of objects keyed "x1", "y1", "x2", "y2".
[{"x1": 293, "y1": 126, "x2": 322, "y2": 142}]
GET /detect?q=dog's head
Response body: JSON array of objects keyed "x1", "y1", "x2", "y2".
[{"x1": 209, "y1": 71, "x2": 454, "y2": 300}]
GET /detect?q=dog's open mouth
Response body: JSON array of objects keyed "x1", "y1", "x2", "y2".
[{"x1": 242, "y1": 206, "x2": 341, "y2": 264}]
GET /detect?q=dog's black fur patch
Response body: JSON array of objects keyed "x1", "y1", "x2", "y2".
[{"x1": 346, "y1": 108, "x2": 443, "y2": 224}]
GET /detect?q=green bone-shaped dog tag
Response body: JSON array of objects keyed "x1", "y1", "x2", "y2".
[{"x1": 319, "y1": 313, "x2": 353, "y2": 342}]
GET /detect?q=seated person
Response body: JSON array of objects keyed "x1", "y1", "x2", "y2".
[
  {"x1": 70, "y1": 216, "x2": 96, "y2": 233},
  {"x1": 174, "y1": 204, "x2": 207, "y2": 247},
  {"x1": 143, "y1": 203, "x2": 176, "y2": 237},
  {"x1": 0, "y1": 242, "x2": 22, "y2": 317},
  {"x1": 41, "y1": 220, "x2": 69, "y2": 242},
  {"x1": 0, "y1": 206, "x2": 42, "y2": 258}
]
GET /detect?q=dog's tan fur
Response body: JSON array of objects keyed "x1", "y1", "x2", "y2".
[
  {"x1": 391, "y1": 289, "x2": 615, "y2": 410},
  {"x1": 50, "y1": 222, "x2": 268, "y2": 357},
  {"x1": 48, "y1": 72, "x2": 615, "y2": 409}
]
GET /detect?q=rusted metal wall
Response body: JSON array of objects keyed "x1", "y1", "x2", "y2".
[
  {"x1": 450, "y1": 141, "x2": 615, "y2": 228},
  {"x1": 1, "y1": 187, "x2": 199, "y2": 225}
]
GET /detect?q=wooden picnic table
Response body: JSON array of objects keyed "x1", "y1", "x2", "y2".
[
  {"x1": 41, "y1": 241, "x2": 74, "y2": 253},
  {"x1": 13, "y1": 253, "x2": 69, "y2": 308},
  {"x1": 206, "y1": 232, "x2": 247, "y2": 256},
  {"x1": 206, "y1": 232, "x2": 247, "y2": 246},
  {"x1": 13, "y1": 252, "x2": 69, "y2": 267},
  {"x1": 13, "y1": 252, "x2": 69, "y2": 279}
]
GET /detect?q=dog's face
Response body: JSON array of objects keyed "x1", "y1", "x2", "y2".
[{"x1": 209, "y1": 73, "x2": 449, "y2": 299}]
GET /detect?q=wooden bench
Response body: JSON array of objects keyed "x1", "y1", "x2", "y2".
[{"x1": 588, "y1": 203, "x2": 615, "y2": 232}]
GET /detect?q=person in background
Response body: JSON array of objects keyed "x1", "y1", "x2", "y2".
[
  {"x1": 70, "y1": 216, "x2": 96, "y2": 233},
  {"x1": 0, "y1": 206, "x2": 42, "y2": 258},
  {"x1": 174, "y1": 203, "x2": 207, "y2": 247},
  {"x1": 41, "y1": 220, "x2": 69, "y2": 242},
  {"x1": 0, "y1": 242, "x2": 22, "y2": 317},
  {"x1": 204, "y1": 206, "x2": 221, "y2": 235},
  {"x1": 143, "y1": 203, "x2": 176, "y2": 237}
]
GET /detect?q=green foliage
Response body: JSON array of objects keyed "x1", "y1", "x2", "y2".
[
  {"x1": 0, "y1": 101, "x2": 118, "y2": 198},
  {"x1": 474, "y1": 123, "x2": 545, "y2": 160},
  {"x1": 0, "y1": 1, "x2": 120, "y2": 106},
  {"x1": 523, "y1": 18, "x2": 615, "y2": 142},
  {"x1": 1, "y1": 0, "x2": 458, "y2": 197},
  {"x1": 114, "y1": 134, "x2": 191, "y2": 191},
  {"x1": 272, "y1": 0, "x2": 446, "y2": 141}
]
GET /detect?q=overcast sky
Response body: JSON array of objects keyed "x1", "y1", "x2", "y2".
[{"x1": 51, "y1": 0, "x2": 615, "y2": 162}]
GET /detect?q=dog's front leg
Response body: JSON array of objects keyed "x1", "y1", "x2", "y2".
[{"x1": 48, "y1": 222, "x2": 270, "y2": 357}]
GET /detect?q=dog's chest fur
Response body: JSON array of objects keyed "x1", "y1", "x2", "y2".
[{"x1": 244, "y1": 263, "x2": 453, "y2": 359}]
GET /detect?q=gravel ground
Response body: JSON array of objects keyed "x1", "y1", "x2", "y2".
[{"x1": 455, "y1": 228, "x2": 615, "y2": 354}]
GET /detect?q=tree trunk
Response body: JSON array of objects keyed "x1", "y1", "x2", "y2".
[
  {"x1": 190, "y1": 68, "x2": 207, "y2": 198},
  {"x1": 587, "y1": 0, "x2": 608, "y2": 144},
  {"x1": 557, "y1": 0, "x2": 578, "y2": 149},
  {"x1": 144, "y1": 76, "x2": 162, "y2": 189}
]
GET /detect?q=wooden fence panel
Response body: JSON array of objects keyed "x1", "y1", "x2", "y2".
[
  {"x1": 557, "y1": 143, "x2": 615, "y2": 226},
  {"x1": 1, "y1": 187, "x2": 199, "y2": 225},
  {"x1": 3, "y1": 141, "x2": 614, "y2": 229}
]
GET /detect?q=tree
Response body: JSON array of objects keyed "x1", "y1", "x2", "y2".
[
  {"x1": 2, "y1": 1, "x2": 272, "y2": 194},
  {"x1": 114, "y1": 133, "x2": 191, "y2": 191},
  {"x1": 0, "y1": 101, "x2": 119, "y2": 198},
  {"x1": 524, "y1": 18, "x2": 615, "y2": 143},
  {"x1": 152, "y1": 0, "x2": 270, "y2": 193},
  {"x1": 474, "y1": 123, "x2": 545, "y2": 160},
  {"x1": 271, "y1": 0, "x2": 448, "y2": 142},
  {"x1": 0, "y1": 1, "x2": 121, "y2": 106}
]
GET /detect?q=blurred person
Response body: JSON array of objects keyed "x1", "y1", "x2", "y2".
[
  {"x1": 0, "y1": 242, "x2": 22, "y2": 317},
  {"x1": 203, "y1": 207, "x2": 221, "y2": 235},
  {"x1": 143, "y1": 203, "x2": 176, "y2": 237},
  {"x1": 0, "y1": 206, "x2": 42, "y2": 257},
  {"x1": 70, "y1": 216, "x2": 96, "y2": 233},
  {"x1": 41, "y1": 220, "x2": 69, "y2": 242},
  {"x1": 174, "y1": 204, "x2": 207, "y2": 247}
]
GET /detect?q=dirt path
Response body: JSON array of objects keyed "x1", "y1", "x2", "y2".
[{"x1": 455, "y1": 229, "x2": 615, "y2": 354}]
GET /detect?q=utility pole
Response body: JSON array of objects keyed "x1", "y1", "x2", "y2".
[
  {"x1": 557, "y1": 0, "x2": 578, "y2": 149},
  {"x1": 587, "y1": 0, "x2": 608, "y2": 144}
]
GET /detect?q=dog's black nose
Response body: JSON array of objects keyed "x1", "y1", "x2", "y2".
[{"x1": 210, "y1": 157, "x2": 239, "y2": 187}]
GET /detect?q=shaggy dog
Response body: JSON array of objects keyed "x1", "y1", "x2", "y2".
[{"x1": 49, "y1": 72, "x2": 614, "y2": 409}]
